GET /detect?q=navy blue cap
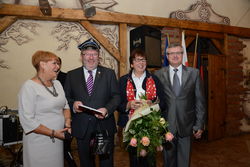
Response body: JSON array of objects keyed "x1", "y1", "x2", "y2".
[{"x1": 78, "y1": 38, "x2": 101, "y2": 51}]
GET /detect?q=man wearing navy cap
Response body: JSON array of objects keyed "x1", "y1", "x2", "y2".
[{"x1": 64, "y1": 38, "x2": 120, "y2": 167}]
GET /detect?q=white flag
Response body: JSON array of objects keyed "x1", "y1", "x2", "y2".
[{"x1": 182, "y1": 31, "x2": 188, "y2": 66}]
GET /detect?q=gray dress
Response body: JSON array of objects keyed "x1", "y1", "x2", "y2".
[{"x1": 18, "y1": 79, "x2": 69, "y2": 167}]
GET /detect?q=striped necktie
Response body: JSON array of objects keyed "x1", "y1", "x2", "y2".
[{"x1": 86, "y1": 70, "x2": 94, "y2": 95}]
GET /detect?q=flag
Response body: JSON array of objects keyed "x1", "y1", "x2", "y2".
[
  {"x1": 197, "y1": 37, "x2": 204, "y2": 80},
  {"x1": 163, "y1": 36, "x2": 169, "y2": 66},
  {"x1": 182, "y1": 31, "x2": 188, "y2": 66}
]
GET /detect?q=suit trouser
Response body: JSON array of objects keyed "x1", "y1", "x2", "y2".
[
  {"x1": 77, "y1": 134, "x2": 115, "y2": 167},
  {"x1": 163, "y1": 135, "x2": 191, "y2": 167}
]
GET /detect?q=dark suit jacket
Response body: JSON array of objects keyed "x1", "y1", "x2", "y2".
[
  {"x1": 57, "y1": 71, "x2": 67, "y2": 87},
  {"x1": 117, "y1": 70, "x2": 167, "y2": 128},
  {"x1": 64, "y1": 66, "x2": 120, "y2": 139},
  {"x1": 155, "y1": 65, "x2": 206, "y2": 137}
]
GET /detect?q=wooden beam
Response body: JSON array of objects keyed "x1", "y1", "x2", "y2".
[
  {"x1": 119, "y1": 23, "x2": 128, "y2": 76},
  {"x1": 0, "y1": 16, "x2": 17, "y2": 34},
  {"x1": 39, "y1": 0, "x2": 52, "y2": 16},
  {"x1": 79, "y1": 21, "x2": 120, "y2": 61},
  {"x1": 1, "y1": 4, "x2": 250, "y2": 38},
  {"x1": 185, "y1": 36, "x2": 195, "y2": 48},
  {"x1": 185, "y1": 30, "x2": 224, "y2": 39},
  {"x1": 211, "y1": 39, "x2": 224, "y2": 54}
]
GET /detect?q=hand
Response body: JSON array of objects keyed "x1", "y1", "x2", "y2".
[
  {"x1": 66, "y1": 127, "x2": 72, "y2": 134},
  {"x1": 95, "y1": 107, "x2": 108, "y2": 119},
  {"x1": 127, "y1": 100, "x2": 143, "y2": 110},
  {"x1": 73, "y1": 101, "x2": 83, "y2": 113},
  {"x1": 193, "y1": 129, "x2": 203, "y2": 139},
  {"x1": 55, "y1": 128, "x2": 68, "y2": 140},
  {"x1": 146, "y1": 100, "x2": 153, "y2": 106}
]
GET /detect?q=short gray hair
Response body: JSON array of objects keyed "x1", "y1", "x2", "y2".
[{"x1": 167, "y1": 43, "x2": 183, "y2": 50}]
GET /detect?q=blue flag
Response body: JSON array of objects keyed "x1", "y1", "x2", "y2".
[{"x1": 163, "y1": 37, "x2": 169, "y2": 66}]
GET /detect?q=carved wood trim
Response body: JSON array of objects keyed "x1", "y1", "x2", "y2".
[{"x1": 170, "y1": 0, "x2": 230, "y2": 25}]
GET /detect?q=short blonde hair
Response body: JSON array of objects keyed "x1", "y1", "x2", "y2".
[{"x1": 32, "y1": 51, "x2": 58, "y2": 71}]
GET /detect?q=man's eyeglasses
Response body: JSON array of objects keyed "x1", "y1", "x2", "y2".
[
  {"x1": 134, "y1": 58, "x2": 147, "y2": 63},
  {"x1": 167, "y1": 52, "x2": 183, "y2": 56},
  {"x1": 82, "y1": 53, "x2": 99, "y2": 57}
]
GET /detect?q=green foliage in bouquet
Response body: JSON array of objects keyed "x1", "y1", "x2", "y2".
[
  {"x1": 138, "y1": 92, "x2": 147, "y2": 100},
  {"x1": 123, "y1": 107, "x2": 168, "y2": 156}
]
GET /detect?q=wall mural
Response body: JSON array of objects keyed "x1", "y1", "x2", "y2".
[
  {"x1": 51, "y1": 22, "x2": 118, "y2": 73},
  {"x1": 51, "y1": 22, "x2": 88, "y2": 51},
  {"x1": 0, "y1": 20, "x2": 119, "y2": 73},
  {"x1": 2, "y1": 0, "x2": 118, "y2": 11},
  {"x1": 0, "y1": 20, "x2": 41, "y2": 70},
  {"x1": 0, "y1": 21, "x2": 40, "y2": 52},
  {"x1": 0, "y1": 59, "x2": 9, "y2": 69},
  {"x1": 79, "y1": 0, "x2": 118, "y2": 10}
]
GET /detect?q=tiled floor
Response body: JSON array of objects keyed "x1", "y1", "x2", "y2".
[{"x1": 1, "y1": 133, "x2": 250, "y2": 167}]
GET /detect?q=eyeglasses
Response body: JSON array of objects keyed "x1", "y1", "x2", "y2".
[
  {"x1": 134, "y1": 58, "x2": 147, "y2": 63},
  {"x1": 167, "y1": 52, "x2": 183, "y2": 56},
  {"x1": 82, "y1": 53, "x2": 99, "y2": 57}
]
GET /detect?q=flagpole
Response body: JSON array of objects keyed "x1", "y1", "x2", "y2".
[
  {"x1": 167, "y1": 33, "x2": 170, "y2": 45},
  {"x1": 193, "y1": 33, "x2": 199, "y2": 68},
  {"x1": 182, "y1": 30, "x2": 188, "y2": 66}
]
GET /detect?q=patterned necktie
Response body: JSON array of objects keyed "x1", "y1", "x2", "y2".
[
  {"x1": 86, "y1": 70, "x2": 94, "y2": 95},
  {"x1": 173, "y1": 68, "x2": 181, "y2": 96}
]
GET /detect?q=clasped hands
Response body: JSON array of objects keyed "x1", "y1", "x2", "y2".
[
  {"x1": 127, "y1": 99, "x2": 153, "y2": 110},
  {"x1": 73, "y1": 101, "x2": 107, "y2": 119}
]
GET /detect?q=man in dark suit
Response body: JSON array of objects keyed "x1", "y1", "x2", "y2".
[
  {"x1": 57, "y1": 57, "x2": 67, "y2": 86},
  {"x1": 64, "y1": 38, "x2": 120, "y2": 167},
  {"x1": 57, "y1": 57, "x2": 77, "y2": 167},
  {"x1": 155, "y1": 43, "x2": 206, "y2": 167}
]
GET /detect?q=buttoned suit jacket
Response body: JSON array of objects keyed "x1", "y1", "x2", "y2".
[
  {"x1": 155, "y1": 65, "x2": 206, "y2": 137},
  {"x1": 64, "y1": 66, "x2": 120, "y2": 139}
]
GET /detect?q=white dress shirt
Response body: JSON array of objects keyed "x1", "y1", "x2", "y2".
[{"x1": 132, "y1": 71, "x2": 146, "y2": 100}]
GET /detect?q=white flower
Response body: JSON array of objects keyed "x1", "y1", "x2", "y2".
[{"x1": 159, "y1": 118, "x2": 166, "y2": 125}]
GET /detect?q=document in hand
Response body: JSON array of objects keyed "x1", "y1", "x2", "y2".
[{"x1": 78, "y1": 104, "x2": 103, "y2": 115}]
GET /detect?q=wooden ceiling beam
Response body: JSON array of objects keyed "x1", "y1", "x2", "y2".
[
  {"x1": 79, "y1": 20, "x2": 120, "y2": 61},
  {"x1": 211, "y1": 39, "x2": 224, "y2": 55},
  {"x1": 0, "y1": 16, "x2": 17, "y2": 34},
  {"x1": 119, "y1": 23, "x2": 128, "y2": 76},
  {"x1": 0, "y1": 4, "x2": 250, "y2": 38},
  {"x1": 185, "y1": 30, "x2": 224, "y2": 39},
  {"x1": 185, "y1": 36, "x2": 195, "y2": 48}
]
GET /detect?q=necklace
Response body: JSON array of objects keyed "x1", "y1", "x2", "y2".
[{"x1": 37, "y1": 76, "x2": 58, "y2": 97}]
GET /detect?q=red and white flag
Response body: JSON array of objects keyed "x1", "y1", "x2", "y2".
[{"x1": 182, "y1": 31, "x2": 188, "y2": 66}]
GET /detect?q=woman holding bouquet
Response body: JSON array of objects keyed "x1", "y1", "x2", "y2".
[{"x1": 117, "y1": 48, "x2": 166, "y2": 167}]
